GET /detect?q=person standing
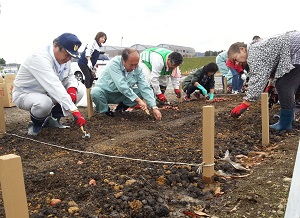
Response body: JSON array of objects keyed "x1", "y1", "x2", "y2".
[
  {"x1": 182, "y1": 63, "x2": 218, "y2": 101},
  {"x1": 229, "y1": 30, "x2": 300, "y2": 131},
  {"x1": 91, "y1": 48, "x2": 162, "y2": 120},
  {"x1": 12, "y1": 33, "x2": 86, "y2": 136},
  {"x1": 139, "y1": 47, "x2": 183, "y2": 104},
  {"x1": 78, "y1": 32, "x2": 107, "y2": 88}
]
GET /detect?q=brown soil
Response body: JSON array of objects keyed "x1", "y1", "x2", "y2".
[{"x1": 0, "y1": 93, "x2": 299, "y2": 218}]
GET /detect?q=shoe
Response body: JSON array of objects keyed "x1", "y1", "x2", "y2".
[
  {"x1": 114, "y1": 102, "x2": 129, "y2": 112},
  {"x1": 28, "y1": 122, "x2": 42, "y2": 136},
  {"x1": 232, "y1": 90, "x2": 239, "y2": 94},
  {"x1": 105, "y1": 108, "x2": 114, "y2": 117},
  {"x1": 193, "y1": 92, "x2": 201, "y2": 100},
  {"x1": 184, "y1": 96, "x2": 191, "y2": 101},
  {"x1": 43, "y1": 116, "x2": 70, "y2": 128}
]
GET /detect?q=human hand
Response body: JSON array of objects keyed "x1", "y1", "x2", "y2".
[
  {"x1": 152, "y1": 107, "x2": 162, "y2": 120},
  {"x1": 197, "y1": 84, "x2": 208, "y2": 96},
  {"x1": 208, "y1": 93, "x2": 214, "y2": 100},
  {"x1": 87, "y1": 60, "x2": 93, "y2": 69},
  {"x1": 265, "y1": 85, "x2": 274, "y2": 94},
  {"x1": 157, "y1": 93, "x2": 167, "y2": 102},
  {"x1": 72, "y1": 111, "x2": 86, "y2": 127},
  {"x1": 67, "y1": 87, "x2": 77, "y2": 103},
  {"x1": 174, "y1": 89, "x2": 181, "y2": 98},
  {"x1": 138, "y1": 101, "x2": 148, "y2": 111},
  {"x1": 230, "y1": 103, "x2": 249, "y2": 118}
]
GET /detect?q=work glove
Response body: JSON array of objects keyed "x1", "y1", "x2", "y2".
[
  {"x1": 265, "y1": 84, "x2": 274, "y2": 94},
  {"x1": 72, "y1": 111, "x2": 86, "y2": 127},
  {"x1": 67, "y1": 87, "x2": 77, "y2": 103},
  {"x1": 197, "y1": 84, "x2": 208, "y2": 96},
  {"x1": 230, "y1": 103, "x2": 249, "y2": 118},
  {"x1": 87, "y1": 60, "x2": 93, "y2": 70},
  {"x1": 174, "y1": 89, "x2": 181, "y2": 98},
  {"x1": 157, "y1": 93, "x2": 167, "y2": 102},
  {"x1": 208, "y1": 93, "x2": 214, "y2": 100}
]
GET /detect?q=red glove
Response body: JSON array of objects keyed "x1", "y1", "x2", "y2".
[
  {"x1": 265, "y1": 85, "x2": 274, "y2": 94},
  {"x1": 72, "y1": 111, "x2": 86, "y2": 127},
  {"x1": 230, "y1": 103, "x2": 249, "y2": 118},
  {"x1": 174, "y1": 89, "x2": 181, "y2": 98},
  {"x1": 157, "y1": 93, "x2": 167, "y2": 102},
  {"x1": 67, "y1": 87, "x2": 77, "y2": 103}
]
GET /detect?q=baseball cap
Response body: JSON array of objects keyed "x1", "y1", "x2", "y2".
[{"x1": 57, "y1": 33, "x2": 82, "y2": 58}]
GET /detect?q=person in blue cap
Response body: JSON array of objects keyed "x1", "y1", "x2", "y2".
[{"x1": 12, "y1": 33, "x2": 87, "y2": 136}]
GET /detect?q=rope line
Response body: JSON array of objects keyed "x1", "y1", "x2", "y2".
[{"x1": 7, "y1": 133, "x2": 203, "y2": 168}]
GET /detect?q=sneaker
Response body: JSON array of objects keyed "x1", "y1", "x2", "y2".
[
  {"x1": 184, "y1": 96, "x2": 191, "y2": 101},
  {"x1": 114, "y1": 102, "x2": 129, "y2": 112},
  {"x1": 43, "y1": 117, "x2": 70, "y2": 128},
  {"x1": 193, "y1": 92, "x2": 201, "y2": 100},
  {"x1": 28, "y1": 122, "x2": 42, "y2": 136},
  {"x1": 105, "y1": 107, "x2": 115, "y2": 117},
  {"x1": 232, "y1": 90, "x2": 239, "y2": 94}
]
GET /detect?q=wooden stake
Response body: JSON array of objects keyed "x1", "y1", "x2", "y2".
[
  {"x1": 0, "y1": 154, "x2": 29, "y2": 218},
  {"x1": 86, "y1": 88, "x2": 94, "y2": 118},
  {"x1": 0, "y1": 96, "x2": 6, "y2": 138},
  {"x1": 261, "y1": 93, "x2": 269, "y2": 145},
  {"x1": 202, "y1": 105, "x2": 215, "y2": 184},
  {"x1": 223, "y1": 77, "x2": 227, "y2": 94}
]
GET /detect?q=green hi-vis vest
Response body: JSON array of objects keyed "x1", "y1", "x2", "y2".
[{"x1": 141, "y1": 48, "x2": 173, "y2": 75}]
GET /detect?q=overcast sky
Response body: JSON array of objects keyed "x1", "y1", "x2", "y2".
[{"x1": 1, "y1": 0, "x2": 300, "y2": 63}]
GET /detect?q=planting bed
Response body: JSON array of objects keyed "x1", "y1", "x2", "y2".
[{"x1": 0, "y1": 93, "x2": 299, "y2": 218}]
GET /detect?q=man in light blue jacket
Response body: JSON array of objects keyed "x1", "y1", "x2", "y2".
[{"x1": 91, "y1": 48, "x2": 162, "y2": 120}]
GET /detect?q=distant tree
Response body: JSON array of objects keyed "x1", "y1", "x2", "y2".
[
  {"x1": 204, "y1": 51, "x2": 219, "y2": 56},
  {"x1": 0, "y1": 58, "x2": 6, "y2": 65},
  {"x1": 205, "y1": 50, "x2": 225, "y2": 56}
]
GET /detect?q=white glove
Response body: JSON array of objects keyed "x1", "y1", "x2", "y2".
[
  {"x1": 241, "y1": 73, "x2": 247, "y2": 81},
  {"x1": 87, "y1": 60, "x2": 93, "y2": 69}
]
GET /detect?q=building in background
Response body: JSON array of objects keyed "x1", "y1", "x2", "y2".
[{"x1": 101, "y1": 43, "x2": 196, "y2": 58}]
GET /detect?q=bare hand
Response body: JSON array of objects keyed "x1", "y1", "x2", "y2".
[{"x1": 152, "y1": 109, "x2": 162, "y2": 120}]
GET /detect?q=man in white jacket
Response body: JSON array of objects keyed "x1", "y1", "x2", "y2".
[{"x1": 12, "y1": 33, "x2": 86, "y2": 136}]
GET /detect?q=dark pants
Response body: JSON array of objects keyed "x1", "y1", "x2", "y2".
[
  {"x1": 78, "y1": 63, "x2": 94, "y2": 88},
  {"x1": 51, "y1": 104, "x2": 64, "y2": 119},
  {"x1": 276, "y1": 64, "x2": 300, "y2": 109},
  {"x1": 184, "y1": 83, "x2": 209, "y2": 97}
]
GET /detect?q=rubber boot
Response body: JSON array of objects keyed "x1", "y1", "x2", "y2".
[
  {"x1": 45, "y1": 104, "x2": 70, "y2": 128},
  {"x1": 28, "y1": 114, "x2": 46, "y2": 136},
  {"x1": 270, "y1": 109, "x2": 294, "y2": 131},
  {"x1": 43, "y1": 116, "x2": 70, "y2": 128}
]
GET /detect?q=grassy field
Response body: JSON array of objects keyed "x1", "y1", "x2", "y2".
[{"x1": 180, "y1": 56, "x2": 216, "y2": 75}]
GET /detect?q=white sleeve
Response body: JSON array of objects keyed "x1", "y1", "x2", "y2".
[
  {"x1": 149, "y1": 53, "x2": 165, "y2": 95},
  {"x1": 171, "y1": 67, "x2": 181, "y2": 89}
]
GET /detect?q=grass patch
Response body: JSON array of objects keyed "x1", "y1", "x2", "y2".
[{"x1": 180, "y1": 56, "x2": 216, "y2": 75}]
